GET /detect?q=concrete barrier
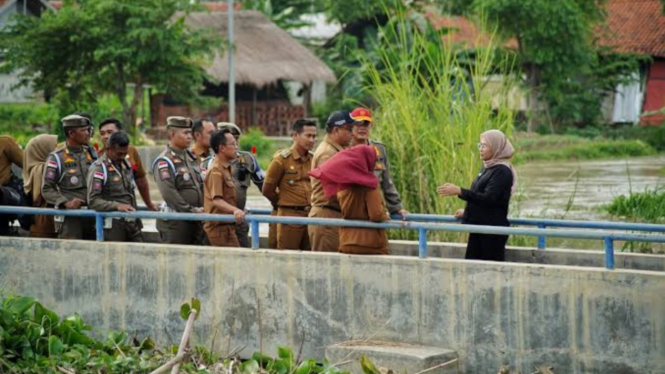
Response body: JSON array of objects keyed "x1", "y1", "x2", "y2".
[
  {"x1": 1, "y1": 237, "x2": 664, "y2": 374},
  {"x1": 142, "y1": 232, "x2": 665, "y2": 272}
]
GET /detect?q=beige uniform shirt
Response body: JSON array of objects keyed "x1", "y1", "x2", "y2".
[{"x1": 310, "y1": 135, "x2": 345, "y2": 210}]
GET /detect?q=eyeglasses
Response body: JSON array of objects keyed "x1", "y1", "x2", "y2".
[
  {"x1": 477, "y1": 143, "x2": 489, "y2": 150},
  {"x1": 224, "y1": 141, "x2": 239, "y2": 148}
]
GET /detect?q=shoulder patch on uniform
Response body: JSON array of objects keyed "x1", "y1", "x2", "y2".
[
  {"x1": 47, "y1": 158, "x2": 58, "y2": 168},
  {"x1": 158, "y1": 161, "x2": 169, "y2": 169},
  {"x1": 280, "y1": 149, "x2": 292, "y2": 159},
  {"x1": 93, "y1": 171, "x2": 105, "y2": 180}
]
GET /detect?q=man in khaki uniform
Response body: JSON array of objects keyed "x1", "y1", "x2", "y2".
[
  {"x1": 42, "y1": 114, "x2": 98, "y2": 239},
  {"x1": 202, "y1": 123, "x2": 265, "y2": 247},
  {"x1": 308, "y1": 110, "x2": 358, "y2": 251},
  {"x1": 349, "y1": 107, "x2": 409, "y2": 219},
  {"x1": 152, "y1": 116, "x2": 206, "y2": 244},
  {"x1": 0, "y1": 135, "x2": 24, "y2": 235},
  {"x1": 98, "y1": 118, "x2": 158, "y2": 211},
  {"x1": 262, "y1": 119, "x2": 317, "y2": 250},
  {"x1": 191, "y1": 119, "x2": 216, "y2": 164},
  {"x1": 204, "y1": 129, "x2": 245, "y2": 247},
  {"x1": 87, "y1": 131, "x2": 142, "y2": 242}
]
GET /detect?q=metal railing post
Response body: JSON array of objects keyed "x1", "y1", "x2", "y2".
[
  {"x1": 604, "y1": 237, "x2": 615, "y2": 270},
  {"x1": 418, "y1": 228, "x2": 428, "y2": 259},
  {"x1": 537, "y1": 224, "x2": 546, "y2": 249},
  {"x1": 95, "y1": 214, "x2": 104, "y2": 242},
  {"x1": 250, "y1": 218, "x2": 260, "y2": 249}
]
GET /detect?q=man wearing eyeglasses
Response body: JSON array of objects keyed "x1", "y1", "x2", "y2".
[
  {"x1": 308, "y1": 110, "x2": 359, "y2": 252},
  {"x1": 203, "y1": 129, "x2": 245, "y2": 247}
]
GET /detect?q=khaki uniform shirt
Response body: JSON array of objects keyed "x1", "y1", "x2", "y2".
[
  {"x1": 201, "y1": 151, "x2": 265, "y2": 210},
  {"x1": 42, "y1": 144, "x2": 98, "y2": 208},
  {"x1": 367, "y1": 140, "x2": 404, "y2": 213},
  {"x1": 263, "y1": 145, "x2": 312, "y2": 207},
  {"x1": 310, "y1": 135, "x2": 345, "y2": 210},
  {"x1": 0, "y1": 136, "x2": 23, "y2": 186},
  {"x1": 100, "y1": 145, "x2": 146, "y2": 179},
  {"x1": 203, "y1": 158, "x2": 237, "y2": 232},
  {"x1": 191, "y1": 143, "x2": 211, "y2": 165},
  {"x1": 152, "y1": 145, "x2": 204, "y2": 212},
  {"x1": 87, "y1": 153, "x2": 137, "y2": 212},
  {"x1": 338, "y1": 185, "x2": 389, "y2": 254}
]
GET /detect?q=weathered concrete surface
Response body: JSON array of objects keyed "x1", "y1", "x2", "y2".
[
  {"x1": 141, "y1": 232, "x2": 665, "y2": 272},
  {"x1": 388, "y1": 240, "x2": 665, "y2": 272},
  {"x1": 325, "y1": 342, "x2": 458, "y2": 374},
  {"x1": 1, "y1": 237, "x2": 664, "y2": 374}
]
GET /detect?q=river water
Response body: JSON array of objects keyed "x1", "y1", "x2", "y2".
[{"x1": 514, "y1": 156, "x2": 665, "y2": 221}]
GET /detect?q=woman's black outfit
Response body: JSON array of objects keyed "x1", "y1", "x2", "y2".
[{"x1": 459, "y1": 164, "x2": 513, "y2": 261}]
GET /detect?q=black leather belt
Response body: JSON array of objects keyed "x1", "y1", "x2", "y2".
[
  {"x1": 322, "y1": 205, "x2": 341, "y2": 213},
  {"x1": 279, "y1": 205, "x2": 311, "y2": 212}
]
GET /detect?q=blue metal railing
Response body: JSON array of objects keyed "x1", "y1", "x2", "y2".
[
  {"x1": 247, "y1": 208, "x2": 665, "y2": 251},
  {"x1": 2, "y1": 205, "x2": 665, "y2": 270}
]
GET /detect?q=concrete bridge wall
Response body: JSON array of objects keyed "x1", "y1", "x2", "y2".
[{"x1": 0, "y1": 237, "x2": 664, "y2": 374}]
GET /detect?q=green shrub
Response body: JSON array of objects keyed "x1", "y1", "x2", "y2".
[{"x1": 0, "y1": 294, "x2": 351, "y2": 374}]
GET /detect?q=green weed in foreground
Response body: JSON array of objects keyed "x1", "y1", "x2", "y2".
[
  {"x1": 0, "y1": 294, "x2": 350, "y2": 374},
  {"x1": 603, "y1": 188, "x2": 665, "y2": 224}
]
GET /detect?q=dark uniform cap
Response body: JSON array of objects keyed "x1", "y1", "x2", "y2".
[
  {"x1": 217, "y1": 122, "x2": 242, "y2": 136},
  {"x1": 61, "y1": 114, "x2": 92, "y2": 128},
  {"x1": 326, "y1": 110, "x2": 360, "y2": 129},
  {"x1": 167, "y1": 116, "x2": 193, "y2": 129}
]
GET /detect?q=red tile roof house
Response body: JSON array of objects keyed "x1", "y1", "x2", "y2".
[
  {"x1": 596, "y1": 0, "x2": 665, "y2": 125},
  {"x1": 427, "y1": 0, "x2": 665, "y2": 126}
]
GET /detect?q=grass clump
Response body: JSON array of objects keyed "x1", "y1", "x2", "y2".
[
  {"x1": 603, "y1": 188, "x2": 665, "y2": 224},
  {"x1": 363, "y1": 14, "x2": 514, "y2": 240}
]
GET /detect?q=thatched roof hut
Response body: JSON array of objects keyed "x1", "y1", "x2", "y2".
[{"x1": 184, "y1": 10, "x2": 336, "y2": 87}]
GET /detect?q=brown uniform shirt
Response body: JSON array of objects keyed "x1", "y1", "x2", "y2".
[
  {"x1": 338, "y1": 186, "x2": 389, "y2": 254},
  {"x1": 263, "y1": 145, "x2": 312, "y2": 207},
  {"x1": 203, "y1": 158, "x2": 237, "y2": 232},
  {"x1": 310, "y1": 135, "x2": 345, "y2": 210},
  {"x1": 100, "y1": 145, "x2": 146, "y2": 179},
  {"x1": 191, "y1": 143, "x2": 211, "y2": 165},
  {"x1": 0, "y1": 136, "x2": 23, "y2": 186}
]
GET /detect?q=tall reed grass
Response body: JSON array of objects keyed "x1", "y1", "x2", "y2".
[{"x1": 362, "y1": 14, "x2": 515, "y2": 240}]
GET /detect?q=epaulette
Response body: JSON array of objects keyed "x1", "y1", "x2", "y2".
[
  {"x1": 308, "y1": 150, "x2": 314, "y2": 156},
  {"x1": 370, "y1": 140, "x2": 385, "y2": 146},
  {"x1": 280, "y1": 149, "x2": 292, "y2": 159}
]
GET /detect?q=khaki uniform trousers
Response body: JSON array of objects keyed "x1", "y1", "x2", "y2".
[
  {"x1": 277, "y1": 208, "x2": 310, "y2": 250},
  {"x1": 104, "y1": 218, "x2": 143, "y2": 242},
  {"x1": 268, "y1": 209, "x2": 278, "y2": 249},
  {"x1": 157, "y1": 220, "x2": 206, "y2": 245},
  {"x1": 57, "y1": 216, "x2": 96, "y2": 240},
  {"x1": 308, "y1": 206, "x2": 342, "y2": 252},
  {"x1": 206, "y1": 224, "x2": 240, "y2": 247}
]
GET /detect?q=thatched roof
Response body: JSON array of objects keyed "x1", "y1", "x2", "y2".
[{"x1": 184, "y1": 10, "x2": 336, "y2": 87}]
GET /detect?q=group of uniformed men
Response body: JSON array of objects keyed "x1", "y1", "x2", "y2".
[{"x1": 1, "y1": 107, "x2": 408, "y2": 252}]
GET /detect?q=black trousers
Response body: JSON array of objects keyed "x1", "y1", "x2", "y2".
[{"x1": 465, "y1": 233, "x2": 508, "y2": 261}]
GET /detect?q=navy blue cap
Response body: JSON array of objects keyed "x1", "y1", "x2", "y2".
[{"x1": 326, "y1": 110, "x2": 360, "y2": 128}]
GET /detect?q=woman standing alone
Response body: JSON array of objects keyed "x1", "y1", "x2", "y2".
[{"x1": 437, "y1": 130, "x2": 516, "y2": 261}]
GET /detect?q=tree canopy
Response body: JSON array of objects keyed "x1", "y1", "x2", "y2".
[{"x1": 0, "y1": 0, "x2": 221, "y2": 129}]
